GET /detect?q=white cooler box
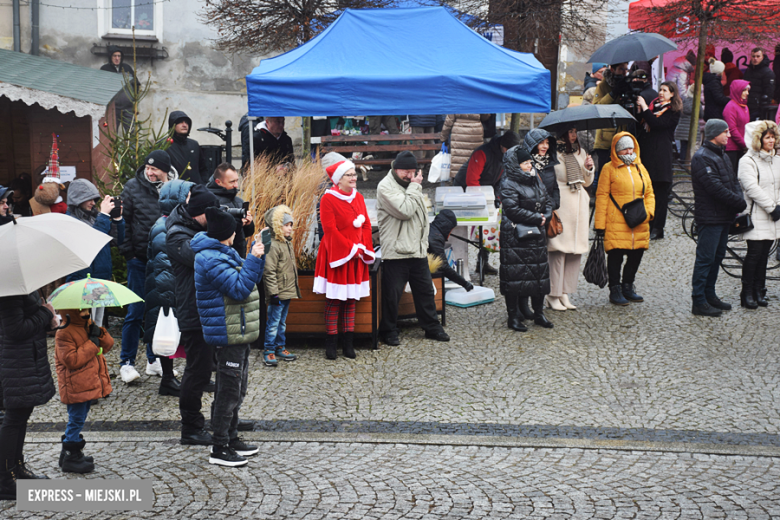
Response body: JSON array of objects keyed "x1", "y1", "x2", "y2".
[{"x1": 445, "y1": 286, "x2": 495, "y2": 308}]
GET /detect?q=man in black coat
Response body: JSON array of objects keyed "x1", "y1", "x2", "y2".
[
  {"x1": 166, "y1": 185, "x2": 218, "y2": 445},
  {"x1": 167, "y1": 111, "x2": 209, "y2": 185},
  {"x1": 99, "y1": 45, "x2": 135, "y2": 130},
  {"x1": 118, "y1": 150, "x2": 176, "y2": 384},
  {"x1": 743, "y1": 48, "x2": 776, "y2": 121},
  {"x1": 690, "y1": 119, "x2": 748, "y2": 317},
  {"x1": 206, "y1": 162, "x2": 255, "y2": 258},
  {"x1": 428, "y1": 210, "x2": 473, "y2": 292},
  {"x1": 241, "y1": 116, "x2": 294, "y2": 169}
]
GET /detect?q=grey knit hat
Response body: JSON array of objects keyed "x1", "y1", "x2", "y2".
[
  {"x1": 67, "y1": 178, "x2": 100, "y2": 207},
  {"x1": 705, "y1": 119, "x2": 730, "y2": 141},
  {"x1": 282, "y1": 212, "x2": 293, "y2": 226},
  {"x1": 322, "y1": 152, "x2": 347, "y2": 172},
  {"x1": 615, "y1": 135, "x2": 634, "y2": 153}
]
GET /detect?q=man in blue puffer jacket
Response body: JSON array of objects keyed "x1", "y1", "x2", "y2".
[
  {"x1": 143, "y1": 179, "x2": 193, "y2": 398},
  {"x1": 192, "y1": 207, "x2": 265, "y2": 467}
]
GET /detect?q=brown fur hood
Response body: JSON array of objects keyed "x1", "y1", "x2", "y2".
[
  {"x1": 744, "y1": 120, "x2": 780, "y2": 153},
  {"x1": 263, "y1": 204, "x2": 293, "y2": 241}
]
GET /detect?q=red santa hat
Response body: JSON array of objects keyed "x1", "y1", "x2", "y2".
[{"x1": 325, "y1": 160, "x2": 355, "y2": 185}]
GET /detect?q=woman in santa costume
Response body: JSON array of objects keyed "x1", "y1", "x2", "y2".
[{"x1": 314, "y1": 160, "x2": 375, "y2": 360}]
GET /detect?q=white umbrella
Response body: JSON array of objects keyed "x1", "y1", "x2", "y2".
[{"x1": 0, "y1": 213, "x2": 112, "y2": 297}]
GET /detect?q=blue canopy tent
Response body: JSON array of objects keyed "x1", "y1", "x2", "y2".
[{"x1": 246, "y1": 7, "x2": 551, "y2": 116}]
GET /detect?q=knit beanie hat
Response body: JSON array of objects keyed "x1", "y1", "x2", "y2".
[
  {"x1": 393, "y1": 151, "x2": 418, "y2": 170},
  {"x1": 67, "y1": 178, "x2": 100, "y2": 207},
  {"x1": 514, "y1": 146, "x2": 532, "y2": 164},
  {"x1": 186, "y1": 184, "x2": 218, "y2": 217},
  {"x1": 592, "y1": 62, "x2": 607, "y2": 74},
  {"x1": 325, "y1": 160, "x2": 355, "y2": 185},
  {"x1": 615, "y1": 135, "x2": 634, "y2": 152},
  {"x1": 205, "y1": 207, "x2": 236, "y2": 242},
  {"x1": 322, "y1": 152, "x2": 347, "y2": 172},
  {"x1": 282, "y1": 213, "x2": 293, "y2": 226},
  {"x1": 145, "y1": 150, "x2": 171, "y2": 174},
  {"x1": 0, "y1": 185, "x2": 13, "y2": 202},
  {"x1": 705, "y1": 119, "x2": 730, "y2": 141},
  {"x1": 499, "y1": 131, "x2": 521, "y2": 150},
  {"x1": 709, "y1": 58, "x2": 725, "y2": 75}
]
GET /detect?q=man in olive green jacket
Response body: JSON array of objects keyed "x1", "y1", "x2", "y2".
[{"x1": 376, "y1": 151, "x2": 448, "y2": 346}]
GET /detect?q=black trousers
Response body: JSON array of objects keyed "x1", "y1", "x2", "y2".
[
  {"x1": 211, "y1": 344, "x2": 250, "y2": 446},
  {"x1": 179, "y1": 330, "x2": 215, "y2": 433},
  {"x1": 0, "y1": 406, "x2": 33, "y2": 471},
  {"x1": 652, "y1": 181, "x2": 672, "y2": 233},
  {"x1": 742, "y1": 239, "x2": 773, "y2": 289},
  {"x1": 379, "y1": 258, "x2": 443, "y2": 336},
  {"x1": 607, "y1": 249, "x2": 644, "y2": 287},
  {"x1": 726, "y1": 150, "x2": 743, "y2": 173}
]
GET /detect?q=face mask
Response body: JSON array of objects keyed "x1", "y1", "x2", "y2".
[{"x1": 618, "y1": 153, "x2": 636, "y2": 165}]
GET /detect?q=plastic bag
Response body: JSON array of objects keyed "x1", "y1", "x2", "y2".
[
  {"x1": 428, "y1": 144, "x2": 451, "y2": 183},
  {"x1": 152, "y1": 307, "x2": 180, "y2": 357}
]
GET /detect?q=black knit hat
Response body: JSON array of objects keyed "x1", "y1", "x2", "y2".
[
  {"x1": 499, "y1": 131, "x2": 521, "y2": 149},
  {"x1": 514, "y1": 147, "x2": 532, "y2": 165},
  {"x1": 145, "y1": 150, "x2": 171, "y2": 174},
  {"x1": 186, "y1": 184, "x2": 218, "y2": 217},
  {"x1": 205, "y1": 207, "x2": 236, "y2": 242},
  {"x1": 393, "y1": 150, "x2": 418, "y2": 170}
]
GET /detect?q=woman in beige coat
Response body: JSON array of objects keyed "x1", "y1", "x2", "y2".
[
  {"x1": 441, "y1": 114, "x2": 489, "y2": 178},
  {"x1": 546, "y1": 127, "x2": 595, "y2": 311}
]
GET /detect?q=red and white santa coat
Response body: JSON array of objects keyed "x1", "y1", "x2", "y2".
[{"x1": 313, "y1": 188, "x2": 375, "y2": 300}]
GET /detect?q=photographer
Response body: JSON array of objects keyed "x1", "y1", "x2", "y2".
[
  {"x1": 207, "y1": 163, "x2": 255, "y2": 258},
  {"x1": 593, "y1": 62, "x2": 630, "y2": 186}
]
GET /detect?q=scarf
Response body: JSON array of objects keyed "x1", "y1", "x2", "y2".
[
  {"x1": 643, "y1": 99, "x2": 670, "y2": 133},
  {"x1": 531, "y1": 153, "x2": 550, "y2": 173},
  {"x1": 391, "y1": 170, "x2": 411, "y2": 189},
  {"x1": 69, "y1": 205, "x2": 98, "y2": 226},
  {"x1": 172, "y1": 131, "x2": 188, "y2": 145},
  {"x1": 558, "y1": 140, "x2": 585, "y2": 191},
  {"x1": 618, "y1": 153, "x2": 637, "y2": 165}
]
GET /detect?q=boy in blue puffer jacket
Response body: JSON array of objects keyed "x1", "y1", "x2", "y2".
[{"x1": 192, "y1": 207, "x2": 266, "y2": 467}]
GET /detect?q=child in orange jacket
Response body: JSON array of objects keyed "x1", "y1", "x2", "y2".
[{"x1": 54, "y1": 308, "x2": 114, "y2": 474}]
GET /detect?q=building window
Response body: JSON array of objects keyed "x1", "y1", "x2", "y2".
[{"x1": 98, "y1": 0, "x2": 163, "y2": 40}]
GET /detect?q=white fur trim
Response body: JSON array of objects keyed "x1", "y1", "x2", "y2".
[
  {"x1": 353, "y1": 214, "x2": 366, "y2": 228},
  {"x1": 329, "y1": 243, "x2": 375, "y2": 268},
  {"x1": 323, "y1": 188, "x2": 357, "y2": 203},
  {"x1": 329, "y1": 160, "x2": 355, "y2": 185},
  {"x1": 313, "y1": 277, "x2": 370, "y2": 300}
]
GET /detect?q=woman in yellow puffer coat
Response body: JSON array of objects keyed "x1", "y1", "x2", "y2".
[{"x1": 594, "y1": 132, "x2": 656, "y2": 306}]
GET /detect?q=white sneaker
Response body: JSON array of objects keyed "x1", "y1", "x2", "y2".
[
  {"x1": 120, "y1": 364, "x2": 141, "y2": 384},
  {"x1": 146, "y1": 359, "x2": 163, "y2": 376}
]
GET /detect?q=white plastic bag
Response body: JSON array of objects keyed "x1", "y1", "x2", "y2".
[
  {"x1": 152, "y1": 307, "x2": 180, "y2": 357},
  {"x1": 428, "y1": 144, "x2": 451, "y2": 183}
]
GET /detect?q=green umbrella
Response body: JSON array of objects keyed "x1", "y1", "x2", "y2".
[{"x1": 48, "y1": 275, "x2": 143, "y2": 310}]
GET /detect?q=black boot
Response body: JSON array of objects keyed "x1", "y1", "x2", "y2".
[
  {"x1": 15, "y1": 456, "x2": 48, "y2": 479},
  {"x1": 621, "y1": 283, "x2": 644, "y2": 302},
  {"x1": 741, "y1": 286, "x2": 758, "y2": 309},
  {"x1": 609, "y1": 285, "x2": 629, "y2": 306},
  {"x1": 755, "y1": 286, "x2": 768, "y2": 307},
  {"x1": 58, "y1": 435, "x2": 94, "y2": 467},
  {"x1": 61, "y1": 440, "x2": 94, "y2": 474},
  {"x1": 505, "y1": 295, "x2": 527, "y2": 332},
  {"x1": 478, "y1": 249, "x2": 498, "y2": 276},
  {"x1": 518, "y1": 296, "x2": 534, "y2": 320},
  {"x1": 342, "y1": 332, "x2": 356, "y2": 359},
  {"x1": 159, "y1": 375, "x2": 181, "y2": 397},
  {"x1": 325, "y1": 334, "x2": 338, "y2": 360},
  {"x1": 0, "y1": 466, "x2": 16, "y2": 501},
  {"x1": 531, "y1": 295, "x2": 553, "y2": 328}
]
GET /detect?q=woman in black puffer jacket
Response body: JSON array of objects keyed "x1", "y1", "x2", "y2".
[
  {"x1": 0, "y1": 292, "x2": 58, "y2": 498},
  {"x1": 499, "y1": 146, "x2": 554, "y2": 332}
]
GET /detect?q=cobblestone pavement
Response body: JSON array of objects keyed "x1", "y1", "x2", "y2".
[{"x1": 6, "y1": 197, "x2": 780, "y2": 517}]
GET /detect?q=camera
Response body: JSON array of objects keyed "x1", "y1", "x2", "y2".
[
  {"x1": 220, "y1": 205, "x2": 247, "y2": 219},
  {"x1": 109, "y1": 197, "x2": 122, "y2": 219}
]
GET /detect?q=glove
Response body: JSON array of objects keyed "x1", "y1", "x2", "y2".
[
  {"x1": 494, "y1": 199, "x2": 501, "y2": 209},
  {"x1": 269, "y1": 295, "x2": 281, "y2": 306},
  {"x1": 771, "y1": 206, "x2": 780, "y2": 222},
  {"x1": 595, "y1": 229, "x2": 605, "y2": 238},
  {"x1": 464, "y1": 282, "x2": 474, "y2": 292},
  {"x1": 88, "y1": 323, "x2": 101, "y2": 347}
]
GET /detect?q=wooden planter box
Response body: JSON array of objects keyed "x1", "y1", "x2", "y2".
[{"x1": 258, "y1": 264, "x2": 445, "y2": 349}]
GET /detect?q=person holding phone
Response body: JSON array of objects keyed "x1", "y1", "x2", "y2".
[
  {"x1": 376, "y1": 151, "x2": 449, "y2": 346},
  {"x1": 207, "y1": 163, "x2": 255, "y2": 258}
]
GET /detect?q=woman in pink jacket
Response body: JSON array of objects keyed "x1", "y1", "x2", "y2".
[{"x1": 723, "y1": 79, "x2": 751, "y2": 172}]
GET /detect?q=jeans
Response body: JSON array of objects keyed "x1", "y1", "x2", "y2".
[
  {"x1": 64, "y1": 401, "x2": 91, "y2": 443},
  {"x1": 0, "y1": 406, "x2": 33, "y2": 470},
  {"x1": 120, "y1": 258, "x2": 154, "y2": 366},
  {"x1": 607, "y1": 249, "x2": 644, "y2": 287},
  {"x1": 179, "y1": 329, "x2": 215, "y2": 433},
  {"x1": 652, "y1": 181, "x2": 672, "y2": 233},
  {"x1": 263, "y1": 300, "x2": 290, "y2": 352},
  {"x1": 742, "y1": 239, "x2": 773, "y2": 290},
  {"x1": 211, "y1": 344, "x2": 250, "y2": 446},
  {"x1": 379, "y1": 258, "x2": 443, "y2": 336},
  {"x1": 691, "y1": 224, "x2": 730, "y2": 304}
]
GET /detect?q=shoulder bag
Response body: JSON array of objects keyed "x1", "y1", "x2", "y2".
[
  {"x1": 729, "y1": 157, "x2": 757, "y2": 235},
  {"x1": 610, "y1": 170, "x2": 648, "y2": 228},
  {"x1": 547, "y1": 210, "x2": 563, "y2": 238}
]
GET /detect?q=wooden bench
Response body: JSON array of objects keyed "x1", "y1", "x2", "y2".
[{"x1": 319, "y1": 133, "x2": 441, "y2": 166}]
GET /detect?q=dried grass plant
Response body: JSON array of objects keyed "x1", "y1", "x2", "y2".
[{"x1": 241, "y1": 155, "x2": 327, "y2": 270}]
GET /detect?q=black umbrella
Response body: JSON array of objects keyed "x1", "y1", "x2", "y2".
[
  {"x1": 537, "y1": 105, "x2": 636, "y2": 135},
  {"x1": 588, "y1": 32, "x2": 677, "y2": 65}
]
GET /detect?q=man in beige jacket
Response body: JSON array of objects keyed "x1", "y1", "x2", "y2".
[{"x1": 376, "y1": 151, "x2": 449, "y2": 346}]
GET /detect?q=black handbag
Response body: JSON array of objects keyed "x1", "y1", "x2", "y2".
[
  {"x1": 729, "y1": 157, "x2": 757, "y2": 235},
  {"x1": 513, "y1": 222, "x2": 542, "y2": 241},
  {"x1": 610, "y1": 173, "x2": 647, "y2": 228}
]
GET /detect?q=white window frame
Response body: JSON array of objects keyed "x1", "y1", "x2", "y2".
[{"x1": 97, "y1": 0, "x2": 164, "y2": 41}]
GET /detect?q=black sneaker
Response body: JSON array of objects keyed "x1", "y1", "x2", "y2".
[
  {"x1": 380, "y1": 332, "x2": 400, "y2": 346},
  {"x1": 209, "y1": 445, "x2": 247, "y2": 467},
  {"x1": 181, "y1": 429, "x2": 213, "y2": 446},
  {"x1": 237, "y1": 419, "x2": 255, "y2": 432},
  {"x1": 229, "y1": 437, "x2": 259, "y2": 456},
  {"x1": 424, "y1": 330, "x2": 450, "y2": 342},
  {"x1": 692, "y1": 302, "x2": 722, "y2": 317}
]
